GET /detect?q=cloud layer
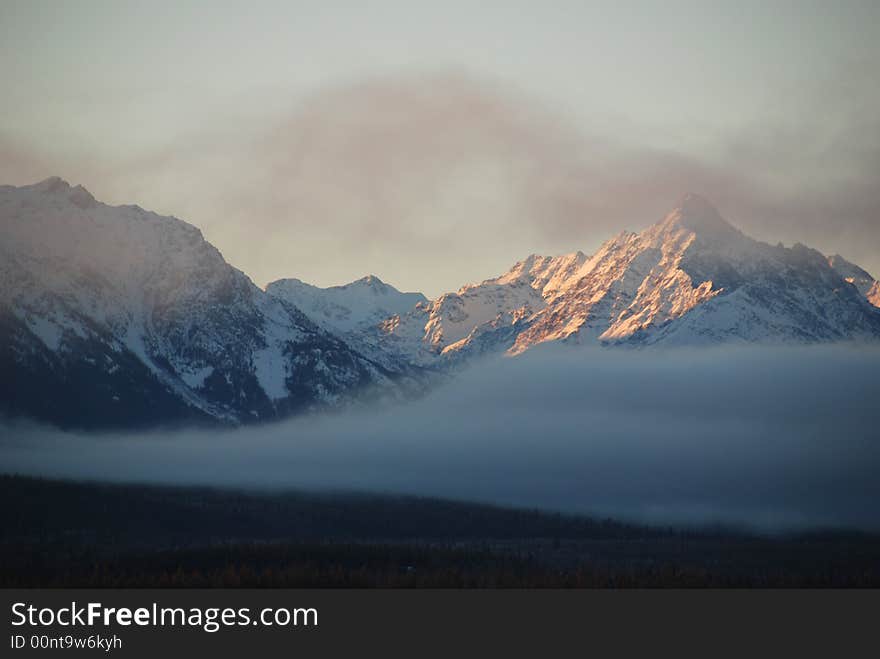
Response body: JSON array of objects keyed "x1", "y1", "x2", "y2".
[{"x1": 3, "y1": 344, "x2": 879, "y2": 532}]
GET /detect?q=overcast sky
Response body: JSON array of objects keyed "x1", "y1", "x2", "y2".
[{"x1": 1, "y1": 1, "x2": 878, "y2": 296}]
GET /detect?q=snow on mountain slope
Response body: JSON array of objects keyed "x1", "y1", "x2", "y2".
[
  {"x1": 3, "y1": 179, "x2": 878, "y2": 428},
  {"x1": 266, "y1": 275, "x2": 426, "y2": 333},
  {"x1": 637, "y1": 242, "x2": 880, "y2": 346},
  {"x1": 492, "y1": 251, "x2": 588, "y2": 299},
  {"x1": 362, "y1": 274, "x2": 546, "y2": 367},
  {"x1": 364, "y1": 194, "x2": 880, "y2": 366},
  {"x1": 613, "y1": 200, "x2": 880, "y2": 346},
  {"x1": 513, "y1": 194, "x2": 782, "y2": 350},
  {"x1": 530, "y1": 195, "x2": 880, "y2": 349},
  {"x1": 0, "y1": 178, "x2": 389, "y2": 428}
]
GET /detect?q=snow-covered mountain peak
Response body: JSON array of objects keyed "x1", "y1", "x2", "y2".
[
  {"x1": 18, "y1": 176, "x2": 97, "y2": 209},
  {"x1": 345, "y1": 274, "x2": 397, "y2": 294},
  {"x1": 1, "y1": 177, "x2": 227, "y2": 314},
  {"x1": 266, "y1": 275, "x2": 427, "y2": 334},
  {"x1": 653, "y1": 193, "x2": 741, "y2": 241},
  {"x1": 4, "y1": 179, "x2": 879, "y2": 429},
  {"x1": 31, "y1": 176, "x2": 72, "y2": 193},
  {"x1": 2, "y1": 179, "x2": 391, "y2": 427},
  {"x1": 677, "y1": 191, "x2": 718, "y2": 214},
  {"x1": 388, "y1": 194, "x2": 880, "y2": 359},
  {"x1": 68, "y1": 185, "x2": 97, "y2": 209}
]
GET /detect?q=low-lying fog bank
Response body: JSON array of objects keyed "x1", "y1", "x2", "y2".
[{"x1": 2, "y1": 344, "x2": 879, "y2": 532}]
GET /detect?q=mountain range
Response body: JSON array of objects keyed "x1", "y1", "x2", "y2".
[{"x1": 2, "y1": 178, "x2": 878, "y2": 428}]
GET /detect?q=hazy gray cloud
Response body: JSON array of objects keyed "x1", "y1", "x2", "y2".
[
  {"x1": 3, "y1": 344, "x2": 879, "y2": 532},
  {"x1": 247, "y1": 69, "x2": 880, "y2": 290},
  {"x1": 4, "y1": 68, "x2": 878, "y2": 296},
  {"x1": 0, "y1": 135, "x2": 52, "y2": 186},
  {"x1": 3, "y1": 2, "x2": 880, "y2": 295}
]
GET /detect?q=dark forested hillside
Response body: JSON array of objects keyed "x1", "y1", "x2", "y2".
[{"x1": 2, "y1": 475, "x2": 878, "y2": 587}]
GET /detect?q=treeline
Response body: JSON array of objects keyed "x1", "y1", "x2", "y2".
[
  {"x1": 0, "y1": 474, "x2": 694, "y2": 547},
  {"x1": 4, "y1": 541, "x2": 878, "y2": 588}
]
